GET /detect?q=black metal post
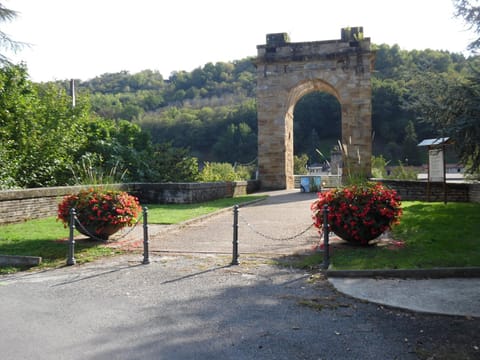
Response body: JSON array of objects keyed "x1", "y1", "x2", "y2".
[
  {"x1": 142, "y1": 207, "x2": 150, "y2": 265},
  {"x1": 322, "y1": 204, "x2": 330, "y2": 270},
  {"x1": 67, "y1": 208, "x2": 76, "y2": 266},
  {"x1": 231, "y1": 205, "x2": 239, "y2": 265}
]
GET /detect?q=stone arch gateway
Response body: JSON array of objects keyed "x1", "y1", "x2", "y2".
[{"x1": 255, "y1": 28, "x2": 375, "y2": 189}]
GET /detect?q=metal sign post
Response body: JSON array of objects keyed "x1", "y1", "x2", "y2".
[{"x1": 418, "y1": 137, "x2": 452, "y2": 204}]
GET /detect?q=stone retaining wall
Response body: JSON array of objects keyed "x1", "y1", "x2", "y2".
[
  {"x1": 128, "y1": 181, "x2": 258, "y2": 204},
  {"x1": 469, "y1": 183, "x2": 480, "y2": 202},
  {"x1": 380, "y1": 180, "x2": 480, "y2": 203},
  {"x1": 0, "y1": 181, "x2": 260, "y2": 225},
  {"x1": 293, "y1": 177, "x2": 480, "y2": 203}
]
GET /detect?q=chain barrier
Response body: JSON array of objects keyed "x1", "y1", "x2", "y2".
[
  {"x1": 67, "y1": 207, "x2": 149, "y2": 266},
  {"x1": 236, "y1": 204, "x2": 331, "y2": 269},
  {"x1": 237, "y1": 212, "x2": 315, "y2": 241}
]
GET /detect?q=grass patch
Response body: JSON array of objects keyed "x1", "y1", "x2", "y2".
[
  {"x1": 297, "y1": 201, "x2": 480, "y2": 270},
  {"x1": 0, "y1": 195, "x2": 267, "y2": 274},
  {"x1": 0, "y1": 217, "x2": 123, "y2": 273}
]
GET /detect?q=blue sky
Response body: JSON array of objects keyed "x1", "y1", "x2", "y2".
[{"x1": 2, "y1": 0, "x2": 476, "y2": 82}]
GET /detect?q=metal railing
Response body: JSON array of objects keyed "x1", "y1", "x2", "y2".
[
  {"x1": 67, "y1": 204, "x2": 330, "y2": 270},
  {"x1": 231, "y1": 205, "x2": 329, "y2": 268}
]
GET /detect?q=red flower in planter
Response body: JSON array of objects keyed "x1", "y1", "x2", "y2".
[
  {"x1": 311, "y1": 182, "x2": 402, "y2": 245},
  {"x1": 57, "y1": 187, "x2": 141, "y2": 239}
]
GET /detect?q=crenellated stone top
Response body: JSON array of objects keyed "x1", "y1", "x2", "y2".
[{"x1": 256, "y1": 27, "x2": 371, "y2": 65}]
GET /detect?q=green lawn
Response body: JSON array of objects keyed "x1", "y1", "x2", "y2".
[
  {"x1": 0, "y1": 195, "x2": 267, "y2": 273},
  {"x1": 0, "y1": 217, "x2": 123, "y2": 273},
  {"x1": 301, "y1": 201, "x2": 480, "y2": 270}
]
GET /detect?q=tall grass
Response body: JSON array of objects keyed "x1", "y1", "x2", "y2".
[{"x1": 70, "y1": 155, "x2": 127, "y2": 185}]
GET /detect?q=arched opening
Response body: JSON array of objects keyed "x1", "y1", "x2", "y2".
[
  {"x1": 282, "y1": 79, "x2": 344, "y2": 189},
  {"x1": 293, "y1": 91, "x2": 341, "y2": 179}
]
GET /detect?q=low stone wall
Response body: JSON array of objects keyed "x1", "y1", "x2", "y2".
[
  {"x1": 379, "y1": 180, "x2": 480, "y2": 203},
  {"x1": 129, "y1": 181, "x2": 258, "y2": 204},
  {"x1": 0, "y1": 184, "x2": 129, "y2": 225},
  {"x1": 469, "y1": 183, "x2": 480, "y2": 202},
  {"x1": 0, "y1": 181, "x2": 260, "y2": 225}
]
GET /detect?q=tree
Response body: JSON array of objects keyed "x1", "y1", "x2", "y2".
[
  {"x1": 452, "y1": 1, "x2": 480, "y2": 172},
  {"x1": 454, "y1": 0, "x2": 480, "y2": 51},
  {"x1": 199, "y1": 162, "x2": 236, "y2": 182},
  {"x1": 0, "y1": 3, "x2": 25, "y2": 65},
  {"x1": 33, "y1": 46, "x2": 472, "y2": 174},
  {"x1": 148, "y1": 142, "x2": 199, "y2": 182},
  {"x1": 294, "y1": 154, "x2": 309, "y2": 175},
  {"x1": 0, "y1": 65, "x2": 92, "y2": 187},
  {"x1": 0, "y1": 64, "x2": 173, "y2": 188},
  {"x1": 212, "y1": 122, "x2": 256, "y2": 163},
  {"x1": 372, "y1": 77, "x2": 409, "y2": 146},
  {"x1": 406, "y1": 69, "x2": 480, "y2": 173},
  {"x1": 402, "y1": 120, "x2": 421, "y2": 166},
  {"x1": 373, "y1": 44, "x2": 408, "y2": 79},
  {"x1": 454, "y1": 67, "x2": 480, "y2": 173}
]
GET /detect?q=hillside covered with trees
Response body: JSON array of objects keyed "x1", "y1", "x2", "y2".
[{"x1": 70, "y1": 44, "x2": 472, "y2": 167}]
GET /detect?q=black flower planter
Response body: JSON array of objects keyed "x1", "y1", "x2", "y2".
[{"x1": 76, "y1": 223, "x2": 123, "y2": 240}]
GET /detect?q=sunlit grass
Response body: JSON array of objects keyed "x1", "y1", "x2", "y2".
[
  {"x1": 0, "y1": 217, "x2": 123, "y2": 273},
  {"x1": 296, "y1": 201, "x2": 480, "y2": 270}
]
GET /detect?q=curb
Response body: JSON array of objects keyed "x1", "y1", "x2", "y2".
[
  {"x1": 325, "y1": 267, "x2": 480, "y2": 279},
  {"x1": 0, "y1": 255, "x2": 42, "y2": 267}
]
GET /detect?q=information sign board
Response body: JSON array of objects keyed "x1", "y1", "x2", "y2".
[{"x1": 429, "y1": 148, "x2": 444, "y2": 182}]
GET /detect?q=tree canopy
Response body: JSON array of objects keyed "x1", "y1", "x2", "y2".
[
  {"x1": 0, "y1": 64, "x2": 199, "y2": 188},
  {"x1": 0, "y1": 3, "x2": 26, "y2": 65},
  {"x1": 454, "y1": 0, "x2": 480, "y2": 51}
]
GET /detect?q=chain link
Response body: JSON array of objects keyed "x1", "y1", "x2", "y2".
[
  {"x1": 74, "y1": 212, "x2": 144, "y2": 242},
  {"x1": 238, "y1": 212, "x2": 315, "y2": 241}
]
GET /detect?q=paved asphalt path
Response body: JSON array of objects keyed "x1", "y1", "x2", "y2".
[{"x1": 0, "y1": 190, "x2": 479, "y2": 359}]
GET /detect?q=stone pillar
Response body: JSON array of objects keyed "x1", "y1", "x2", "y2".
[{"x1": 330, "y1": 147, "x2": 342, "y2": 175}]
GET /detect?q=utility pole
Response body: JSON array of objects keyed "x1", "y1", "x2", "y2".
[{"x1": 70, "y1": 79, "x2": 75, "y2": 108}]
